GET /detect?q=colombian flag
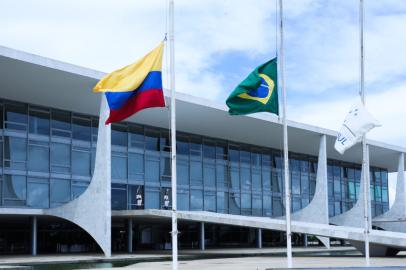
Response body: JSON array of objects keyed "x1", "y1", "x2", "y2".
[{"x1": 93, "y1": 42, "x2": 165, "y2": 124}]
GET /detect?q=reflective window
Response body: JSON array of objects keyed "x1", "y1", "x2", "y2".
[
  {"x1": 263, "y1": 194, "x2": 272, "y2": 217},
  {"x1": 230, "y1": 168, "x2": 240, "y2": 190},
  {"x1": 291, "y1": 173, "x2": 300, "y2": 195},
  {"x1": 145, "y1": 188, "x2": 160, "y2": 209},
  {"x1": 252, "y1": 194, "x2": 262, "y2": 216},
  {"x1": 72, "y1": 149, "x2": 91, "y2": 176},
  {"x1": 161, "y1": 188, "x2": 171, "y2": 209},
  {"x1": 272, "y1": 197, "x2": 283, "y2": 217},
  {"x1": 72, "y1": 116, "x2": 91, "y2": 141},
  {"x1": 51, "y1": 109, "x2": 71, "y2": 137},
  {"x1": 160, "y1": 157, "x2": 171, "y2": 177},
  {"x1": 72, "y1": 181, "x2": 88, "y2": 199},
  {"x1": 229, "y1": 191, "x2": 240, "y2": 215},
  {"x1": 240, "y1": 167, "x2": 251, "y2": 190},
  {"x1": 29, "y1": 108, "x2": 49, "y2": 135},
  {"x1": 177, "y1": 138, "x2": 189, "y2": 155},
  {"x1": 177, "y1": 190, "x2": 189, "y2": 210},
  {"x1": 252, "y1": 171, "x2": 261, "y2": 190},
  {"x1": 203, "y1": 143, "x2": 215, "y2": 160},
  {"x1": 216, "y1": 163, "x2": 227, "y2": 188},
  {"x1": 145, "y1": 130, "x2": 159, "y2": 151},
  {"x1": 241, "y1": 193, "x2": 251, "y2": 215},
  {"x1": 112, "y1": 124, "x2": 127, "y2": 146},
  {"x1": 112, "y1": 184, "x2": 127, "y2": 210},
  {"x1": 190, "y1": 161, "x2": 202, "y2": 185},
  {"x1": 128, "y1": 153, "x2": 144, "y2": 180},
  {"x1": 28, "y1": 141, "x2": 49, "y2": 172},
  {"x1": 203, "y1": 165, "x2": 215, "y2": 187},
  {"x1": 3, "y1": 175, "x2": 26, "y2": 202},
  {"x1": 145, "y1": 158, "x2": 159, "y2": 182},
  {"x1": 51, "y1": 143, "x2": 70, "y2": 173},
  {"x1": 177, "y1": 159, "x2": 189, "y2": 185},
  {"x1": 129, "y1": 125, "x2": 144, "y2": 149},
  {"x1": 4, "y1": 103, "x2": 27, "y2": 131},
  {"x1": 217, "y1": 191, "x2": 228, "y2": 213},
  {"x1": 50, "y1": 178, "x2": 70, "y2": 205},
  {"x1": 204, "y1": 191, "x2": 216, "y2": 212},
  {"x1": 190, "y1": 189, "x2": 203, "y2": 210},
  {"x1": 112, "y1": 154, "x2": 127, "y2": 180},
  {"x1": 4, "y1": 137, "x2": 26, "y2": 170},
  {"x1": 27, "y1": 178, "x2": 49, "y2": 208}
]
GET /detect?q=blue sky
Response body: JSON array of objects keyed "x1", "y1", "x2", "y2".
[{"x1": 1, "y1": 0, "x2": 405, "y2": 202}]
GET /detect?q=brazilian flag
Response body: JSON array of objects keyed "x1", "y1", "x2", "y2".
[{"x1": 226, "y1": 58, "x2": 279, "y2": 115}]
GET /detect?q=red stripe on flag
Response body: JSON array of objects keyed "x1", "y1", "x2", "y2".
[{"x1": 105, "y1": 89, "x2": 165, "y2": 125}]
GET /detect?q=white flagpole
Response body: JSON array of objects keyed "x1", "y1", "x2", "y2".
[
  {"x1": 169, "y1": 0, "x2": 178, "y2": 270},
  {"x1": 359, "y1": 0, "x2": 370, "y2": 266},
  {"x1": 279, "y1": 0, "x2": 292, "y2": 268}
]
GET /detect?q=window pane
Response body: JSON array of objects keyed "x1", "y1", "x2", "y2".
[
  {"x1": 129, "y1": 153, "x2": 144, "y2": 178},
  {"x1": 5, "y1": 103, "x2": 27, "y2": 130},
  {"x1": 27, "y1": 179, "x2": 49, "y2": 208},
  {"x1": 112, "y1": 184, "x2": 127, "y2": 210},
  {"x1": 177, "y1": 160, "x2": 189, "y2": 185},
  {"x1": 4, "y1": 175, "x2": 26, "y2": 200},
  {"x1": 203, "y1": 165, "x2": 215, "y2": 187},
  {"x1": 240, "y1": 167, "x2": 251, "y2": 190},
  {"x1": 51, "y1": 109, "x2": 71, "y2": 137},
  {"x1": 230, "y1": 168, "x2": 239, "y2": 190},
  {"x1": 50, "y1": 143, "x2": 70, "y2": 173},
  {"x1": 4, "y1": 137, "x2": 26, "y2": 169},
  {"x1": 204, "y1": 192, "x2": 216, "y2": 212},
  {"x1": 216, "y1": 163, "x2": 227, "y2": 188},
  {"x1": 190, "y1": 161, "x2": 202, "y2": 185},
  {"x1": 291, "y1": 172, "x2": 300, "y2": 195},
  {"x1": 145, "y1": 159, "x2": 159, "y2": 182},
  {"x1": 177, "y1": 138, "x2": 189, "y2": 155},
  {"x1": 382, "y1": 187, "x2": 388, "y2": 203},
  {"x1": 29, "y1": 109, "x2": 49, "y2": 135},
  {"x1": 112, "y1": 155, "x2": 127, "y2": 180},
  {"x1": 272, "y1": 197, "x2": 283, "y2": 217},
  {"x1": 50, "y1": 178, "x2": 71, "y2": 203},
  {"x1": 229, "y1": 192, "x2": 240, "y2": 214},
  {"x1": 72, "y1": 150, "x2": 91, "y2": 176},
  {"x1": 112, "y1": 124, "x2": 127, "y2": 146},
  {"x1": 72, "y1": 117, "x2": 91, "y2": 141},
  {"x1": 129, "y1": 125, "x2": 144, "y2": 149},
  {"x1": 190, "y1": 190, "x2": 203, "y2": 210},
  {"x1": 263, "y1": 194, "x2": 272, "y2": 217},
  {"x1": 252, "y1": 171, "x2": 261, "y2": 190},
  {"x1": 28, "y1": 144, "x2": 49, "y2": 172},
  {"x1": 72, "y1": 183, "x2": 88, "y2": 199},
  {"x1": 145, "y1": 189, "x2": 160, "y2": 209},
  {"x1": 203, "y1": 144, "x2": 215, "y2": 159},
  {"x1": 145, "y1": 130, "x2": 159, "y2": 151},
  {"x1": 178, "y1": 190, "x2": 189, "y2": 210},
  {"x1": 241, "y1": 193, "x2": 251, "y2": 215},
  {"x1": 252, "y1": 195, "x2": 262, "y2": 216},
  {"x1": 160, "y1": 157, "x2": 171, "y2": 177},
  {"x1": 216, "y1": 191, "x2": 228, "y2": 213}
]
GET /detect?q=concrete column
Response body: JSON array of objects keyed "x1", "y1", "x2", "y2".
[
  {"x1": 199, "y1": 222, "x2": 205, "y2": 251},
  {"x1": 31, "y1": 216, "x2": 37, "y2": 256},
  {"x1": 304, "y1": 234, "x2": 308, "y2": 247},
  {"x1": 128, "y1": 219, "x2": 133, "y2": 253},
  {"x1": 256, "y1": 228, "x2": 262, "y2": 249}
]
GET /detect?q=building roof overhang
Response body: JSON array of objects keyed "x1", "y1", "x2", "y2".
[{"x1": 0, "y1": 45, "x2": 404, "y2": 172}]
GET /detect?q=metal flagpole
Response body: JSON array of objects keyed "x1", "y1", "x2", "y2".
[
  {"x1": 169, "y1": 0, "x2": 178, "y2": 270},
  {"x1": 279, "y1": 0, "x2": 292, "y2": 268},
  {"x1": 359, "y1": 0, "x2": 370, "y2": 266}
]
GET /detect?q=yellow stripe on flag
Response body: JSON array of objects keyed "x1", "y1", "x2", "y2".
[{"x1": 93, "y1": 41, "x2": 164, "y2": 93}]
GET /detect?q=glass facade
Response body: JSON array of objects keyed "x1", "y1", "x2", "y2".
[{"x1": 0, "y1": 99, "x2": 389, "y2": 217}]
